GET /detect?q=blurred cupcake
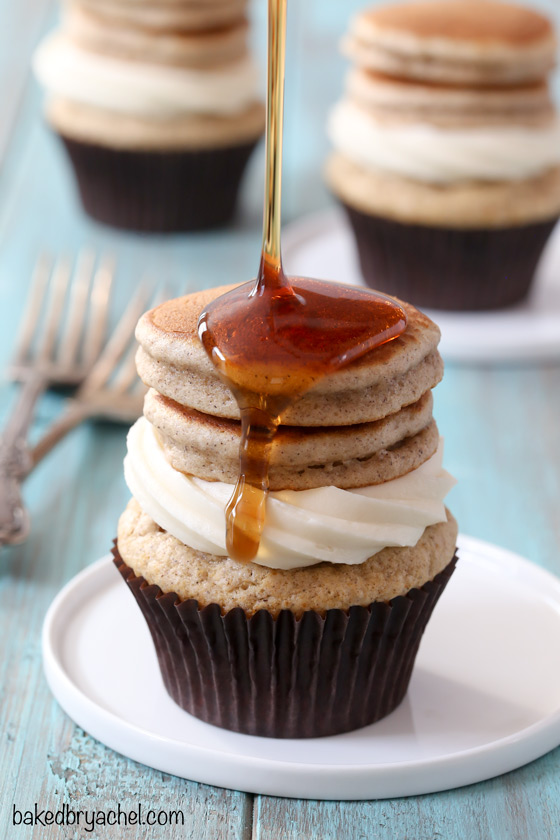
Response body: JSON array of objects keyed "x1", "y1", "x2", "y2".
[
  {"x1": 34, "y1": 0, "x2": 265, "y2": 231},
  {"x1": 114, "y1": 286, "x2": 457, "y2": 738},
  {"x1": 326, "y1": 0, "x2": 560, "y2": 310}
]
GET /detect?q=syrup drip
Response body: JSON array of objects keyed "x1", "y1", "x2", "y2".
[{"x1": 198, "y1": 0, "x2": 407, "y2": 563}]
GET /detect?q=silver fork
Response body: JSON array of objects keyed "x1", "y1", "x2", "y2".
[
  {"x1": 0, "y1": 252, "x2": 113, "y2": 545},
  {"x1": 24, "y1": 283, "x2": 163, "y2": 485}
]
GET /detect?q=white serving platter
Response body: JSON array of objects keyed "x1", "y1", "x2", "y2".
[
  {"x1": 282, "y1": 208, "x2": 560, "y2": 364},
  {"x1": 42, "y1": 535, "x2": 560, "y2": 801}
]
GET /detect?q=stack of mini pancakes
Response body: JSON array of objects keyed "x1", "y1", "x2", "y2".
[
  {"x1": 33, "y1": 0, "x2": 264, "y2": 230},
  {"x1": 327, "y1": 0, "x2": 560, "y2": 310},
  {"x1": 136, "y1": 291, "x2": 443, "y2": 493},
  {"x1": 115, "y1": 286, "x2": 457, "y2": 737}
]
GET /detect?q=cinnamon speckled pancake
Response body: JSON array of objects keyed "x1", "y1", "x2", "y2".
[
  {"x1": 135, "y1": 285, "x2": 443, "y2": 427},
  {"x1": 145, "y1": 389, "x2": 438, "y2": 489},
  {"x1": 344, "y1": 1, "x2": 556, "y2": 86},
  {"x1": 66, "y1": 5, "x2": 249, "y2": 68},
  {"x1": 72, "y1": 0, "x2": 249, "y2": 32},
  {"x1": 65, "y1": 6, "x2": 248, "y2": 69},
  {"x1": 347, "y1": 69, "x2": 555, "y2": 128}
]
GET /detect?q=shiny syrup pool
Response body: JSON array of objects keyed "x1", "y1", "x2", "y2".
[{"x1": 198, "y1": 265, "x2": 407, "y2": 563}]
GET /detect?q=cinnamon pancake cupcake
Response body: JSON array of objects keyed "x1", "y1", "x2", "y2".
[
  {"x1": 114, "y1": 286, "x2": 457, "y2": 738},
  {"x1": 33, "y1": 0, "x2": 265, "y2": 231},
  {"x1": 326, "y1": 0, "x2": 560, "y2": 310}
]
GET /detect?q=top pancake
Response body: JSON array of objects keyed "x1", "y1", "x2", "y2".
[
  {"x1": 135, "y1": 284, "x2": 442, "y2": 427},
  {"x1": 66, "y1": 5, "x2": 249, "y2": 68},
  {"x1": 345, "y1": 1, "x2": 556, "y2": 86},
  {"x1": 71, "y1": 0, "x2": 249, "y2": 33},
  {"x1": 362, "y1": 1, "x2": 552, "y2": 44}
]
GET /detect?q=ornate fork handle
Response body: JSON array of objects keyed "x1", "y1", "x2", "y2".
[
  {"x1": 0, "y1": 374, "x2": 45, "y2": 546},
  {"x1": 0, "y1": 441, "x2": 33, "y2": 544},
  {"x1": 28, "y1": 400, "x2": 91, "y2": 470}
]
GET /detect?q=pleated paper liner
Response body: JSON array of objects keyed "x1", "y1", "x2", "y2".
[
  {"x1": 343, "y1": 203, "x2": 558, "y2": 312},
  {"x1": 58, "y1": 135, "x2": 261, "y2": 233},
  {"x1": 112, "y1": 544, "x2": 457, "y2": 739}
]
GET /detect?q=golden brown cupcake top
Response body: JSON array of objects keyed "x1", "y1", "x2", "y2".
[{"x1": 118, "y1": 498, "x2": 458, "y2": 614}]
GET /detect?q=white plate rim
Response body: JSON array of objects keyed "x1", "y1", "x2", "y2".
[{"x1": 42, "y1": 534, "x2": 560, "y2": 800}]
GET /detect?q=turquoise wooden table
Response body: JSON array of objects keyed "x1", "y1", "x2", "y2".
[{"x1": 1, "y1": 1, "x2": 560, "y2": 838}]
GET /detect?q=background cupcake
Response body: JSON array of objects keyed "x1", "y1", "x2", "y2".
[
  {"x1": 114, "y1": 286, "x2": 457, "y2": 738},
  {"x1": 326, "y1": 0, "x2": 560, "y2": 311},
  {"x1": 33, "y1": 0, "x2": 265, "y2": 232}
]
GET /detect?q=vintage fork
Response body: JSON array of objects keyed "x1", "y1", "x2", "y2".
[
  {"x1": 27, "y1": 283, "x2": 159, "y2": 474},
  {"x1": 0, "y1": 252, "x2": 113, "y2": 545}
]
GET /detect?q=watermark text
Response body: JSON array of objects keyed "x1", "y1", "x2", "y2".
[{"x1": 12, "y1": 802, "x2": 184, "y2": 832}]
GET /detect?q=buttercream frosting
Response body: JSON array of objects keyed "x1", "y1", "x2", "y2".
[
  {"x1": 124, "y1": 416, "x2": 456, "y2": 570},
  {"x1": 328, "y1": 99, "x2": 560, "y2": 182},
  {"x1": 34, "y1": 32, "x2": 261, "y2": 119}
]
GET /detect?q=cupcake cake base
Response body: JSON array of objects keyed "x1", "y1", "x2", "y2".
[
  {"x1": 343, "y1": 204, "x2": 558, "y2": 311},
  {"x1": 326, "y1": 0, "x2": 560, "y2": 313},
  {"x1": 60, "y1": 136, "x2": 260, "y2": 232},
  {"x1": 113, "y1": 545, "x2": 457, "y2": 739}
]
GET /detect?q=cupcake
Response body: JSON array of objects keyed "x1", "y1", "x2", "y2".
[
  {"x1": 33, "y1": 0, "x2": 265, "y2": 231},
  {"x1": 326, "y1": 0, "x2": 560, "y2": 311},
  {"x1": 113, "y1": 285, "x2": 457, "y2": 738}
]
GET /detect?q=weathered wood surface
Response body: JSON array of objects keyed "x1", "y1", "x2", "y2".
[{"x1": 1, "y1": 1, "x2": 560, "y2": 839}]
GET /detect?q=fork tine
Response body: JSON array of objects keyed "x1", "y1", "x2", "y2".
[
  {"x1": 12, "y1": 254, "x2": 52, "y2": 368},
  {"x1": 56, "y1": 248, "x2": 95, "y2": 367},
  {"x1": 34, "y1": 256, "x2": 72, "y2": 366},
  {"x1": 82, "y1": 254, "x2": 114, "y2": 369},
  {"x1": 79, "y1": 282, "x2": 152, "y2": 395}
]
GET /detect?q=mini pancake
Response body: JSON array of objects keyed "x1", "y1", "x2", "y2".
[
  {"x1": 66, "y1": 5, "x2": 249, "y2": 68},
  {"x1": 144, "y1": 389, "x2": 438, "y2": 489},
  {"x1": 347, "y1": 69, "x2": 555, "y2": 128},
  {"x1": 72, "y1": 0, "x2": 249, "y2": 33},
  {"x1": 344, "y1": 0, "x2": 556, "y2": 86},
  {"x1": 135, "y1": 285, "x2": 443, "y2": 427}
]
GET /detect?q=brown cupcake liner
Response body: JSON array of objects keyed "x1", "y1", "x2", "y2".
[
  {"x1": 112, "y1": 543, "x2": 457, "y2": 738},
  {"x1": 342, "y1": 203, "x2": 558, "y2": 311},
  {"x1": 58, "y1": 135, "x2": 261, "y2": 232}
]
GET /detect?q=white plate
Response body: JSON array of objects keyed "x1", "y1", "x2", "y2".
[
  {"x1": 42, "y1": 535, "x2": 560, "y2": 801},
  {"x1": 282, "y1": 208, "x2": 560, "y2": 363}
]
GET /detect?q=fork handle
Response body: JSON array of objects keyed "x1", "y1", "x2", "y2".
[
  {"x1": 27, "y1": 400, "x2": 91, "y2": 473},
  {"x1": 1, "y1": 373, "x2": 46, "y2": 449},
  {"x1": 0, "y1": 443, "x2": 31, "y2": 545},
  {"x1": 0, "y1": 374, "x2": 46, "y2": 546}
]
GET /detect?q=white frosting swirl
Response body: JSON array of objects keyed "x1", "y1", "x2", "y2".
[
  {"x1": 328, "y1": 100, "x2": 560, "y2": 183},
  {"x1": 33, "y1": 32, "x2": 261, "y2": 119},
  {"x1": 124, "y1": 417, "x2": 456, "y2": 570}
]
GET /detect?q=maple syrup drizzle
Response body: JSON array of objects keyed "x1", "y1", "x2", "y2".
[{"x1": 198, "y1": 0, "x2": 407, "y2": 563}]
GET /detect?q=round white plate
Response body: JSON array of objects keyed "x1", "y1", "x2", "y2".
[
  {"x1": 282, "y1": 208, "x2": 560, "y2": 363},
  {"x1": 42, "y1": 535, "x2": 560, "y2": 801}
]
